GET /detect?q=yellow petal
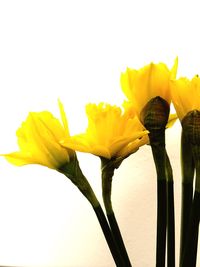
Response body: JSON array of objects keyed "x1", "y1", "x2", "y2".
[
  {"x1": 170, "y1": 76, "x2": 200, "y2": 120},
  {"x1": 166, "y1": 113, "x2": 177, "y2": 128},
  {"x1": 118, "y1": 135, "x2": 149, "y2": 158},
  {"x1": 61, "y1": 138, "x2": 111, "y2": 159},
  {"x1": 120, "y1": 68, "x2": 138, "y2": 103},
  {"x1": 110, "y1": 131, "x2": 149, "y2": 156},
  {"x1": 32, "y1": 113, "x2": 70, "y2": 164},
  {"x1": 89, "y1": 146, "x2": 111, "y2": 159},
  {"x1": 3, "y1": 152, "x2": 39, "y2": 166},
  {"x1": 170, "y1": 57, "x2": 178, "y2": 79},
  {"x1": 58, "y1": 99, "x2": 70, "y2": 136}
]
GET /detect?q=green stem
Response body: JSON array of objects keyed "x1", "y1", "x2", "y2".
[
  {"x1": 179, "y1": 131, "x2": 195, "y2": 267},
  {"x1": 107, "y1": 212, "x2": 131, "y2": 267},
  {"x1": 180, "y1": 182, "x2": 193, "y2": 262},
  {"x1": 149, "y1": 130, "x2": 167, "y2": 267},
  {"x1": 165, "y1": 153, "x2": 175, "y2": 267},
  {"x1": 59, "y1": 160, "x2": 123, "y2": 266},
  {"x1": 167, "y1": 180, "x2": 175, "y2": 267},
  {"x1": 181, "y1": 145, "x2": 200, "y2": 267},
  {"x1": 93, "y1": 204, "x2": 125, "y2": 267},
  {"x1": 181, "y1": 190, "x2": 200, "y2": 267},
  {"x1": 156, "y1": 179, "x2": 167, "y2": 267},
  {"x1": 101, "y1": 158, "x2": 132, "y2": 267},
  {"x1": 72, "y1": 183, "x2": 124, "y2": 267}
]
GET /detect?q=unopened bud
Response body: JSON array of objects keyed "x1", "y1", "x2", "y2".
[
  {"x1": 182, "y1": 110, "x2": 200, "y2": 146},
  {"x1": 140, "y1": 96, "x2": 170, "y2": 131}
]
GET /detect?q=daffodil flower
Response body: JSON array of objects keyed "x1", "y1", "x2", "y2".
[
  {"x1": 120, "y1": 59, "x2": 178, "y2": 117},
  {"x1": 121, "y1": 60, "x2": 178, "y2": 267},
  {"x1": 171, "y1": 75, "x2": 200, "y2": 121},
  {"x1": 60, "y1": 103, "x2": 148, "y2": 267},
  {"x1": 2, "y1": 101, "x2": 101, "y2": 206},
  {"x1": 3, "y1": 100, "x2": 74, "y2": 170},
  {"x1": 61, "y1": 103, "x2": 149, "y2": 160},
  {"x1": 171, "y1": 75, "x2": 200, "y2": 267}
]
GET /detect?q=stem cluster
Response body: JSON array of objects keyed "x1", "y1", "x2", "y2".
[{"x1": 149, "y1": 129, "x2": 175, "y2": 267}]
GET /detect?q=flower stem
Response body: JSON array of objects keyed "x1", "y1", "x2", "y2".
[
  {"x1": 181, "y1": 190, "x2": 200, "y2": 267},
  {"x1": 181, "y1": 145, "x2": 200, "y2": 267},
  {"x1": 59, "y1": 160, "x2": 124, "y2": 266},
  {"x1": 165, "y1": 153, "x2": 175, "y2": 267},
  {"x1": 179, "y1": 131, "x2": 195, "y2": 266},
  {"x1": 179, "y1": 182, "x2": 193, "y2": 263},
  {"x1": 107, "y1": 212, "x2": 131, "y2": 267},
  {"x1": 149, "y1": 130, "x2": 167, "y2": 267},
  {"x1": 93, "y1": 204, "x2": 125, "y2": 267},
  {"x1": 156, "y1": 179, "x2": 167, "y2": 267},
  {"x1": 167, "y1": 180, "x2": 175, "y2": 267},
  {"x1": 101, "y1": 158, "x2": 132, "y2": 267}
]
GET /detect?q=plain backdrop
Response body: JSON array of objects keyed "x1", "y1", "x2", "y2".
[{"x1": 0, "y1": 1, "x2": 200, "y2": 266}]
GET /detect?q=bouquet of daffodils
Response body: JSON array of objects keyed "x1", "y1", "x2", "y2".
[{"x1": 3, "y1": 58, "x2": 200, "y2": 267}]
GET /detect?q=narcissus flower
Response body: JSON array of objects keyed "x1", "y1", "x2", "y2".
[
  {"x1": 61, "y1": 103, "x2": 149, "y2": 159},
  {"x1": 3, "y1": 100, "x2": 75, "y2": 170},
  {"x1": 170, "y1": 75, "x2": 200, "y2": 121},
  {"x1": 120, "y1": 59, "x2": 178, "y2": 116}
]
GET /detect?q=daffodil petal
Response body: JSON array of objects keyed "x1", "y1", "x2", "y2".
[
  {"x1": 118, "y1": 135, "x2": 149, "y2": 158},
  {"x1": 61, "y1": 139, "x2": 90, "y2": 153},
  {"x1": 170, "y1": 57, "x2": 178, "y2": 80},
  {"x1": 170, "y1": 76, "x2": 200, "y2": 120},
  {"x1": 3, "y1": 152, "x2": 37, "y2": 166},
  {"x1": 58, "y1": 99, "x2": 70, "y2": 136},
  {"x1": 90, "y1": 146, "x2": 111, "y2": 159},
  {"x1": 61, "y1": 139, "x2": 111, "y2": 159},
  {"x1": 110, "y1": 131, "x2": 148, "y2": 156},
  {"x1": 166, "y1": 114, "x2": 178, "y2": 128}
]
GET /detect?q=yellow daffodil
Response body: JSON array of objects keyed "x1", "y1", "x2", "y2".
[
  {"x1": 61, "y1": 103, "x2": 149, "y2": 159},
  {"x1": 3, "y1": 100, "x2": 74, "y2": 170},
  {"x1": 121, "y1": 61, "x2": 178, "y2": 267},
  {"x1": 120, "y1": 59, "x2": 178, "y2": 116},
  {"x1": 170, "y1": 75, "x2": 200, "y2": 121}
]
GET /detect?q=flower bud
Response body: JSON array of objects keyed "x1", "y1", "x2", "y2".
[
  {"x1": 140, "y1": 96, "x2": 170, "y2": 131},
  {"x1": 182, "y1": 110, "x2": 200, "y2": 146}
]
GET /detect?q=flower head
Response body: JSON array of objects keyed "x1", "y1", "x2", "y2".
[
  {"x1": 170, "y1": 75, "x2": 200, "y2": 121},
  {"x1": 3, "y1": 100, "x2": 74, "y2": 170},
  {"x1": 61, "y1": 103, "x2": 148, "y2": 159},
  {"x1": 120, "y1": 59, "x2": 178, "y2": 116}
]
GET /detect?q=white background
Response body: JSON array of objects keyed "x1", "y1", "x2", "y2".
[{"x1": 0, "y1": 1, "x2": 199, "y2": 266}]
